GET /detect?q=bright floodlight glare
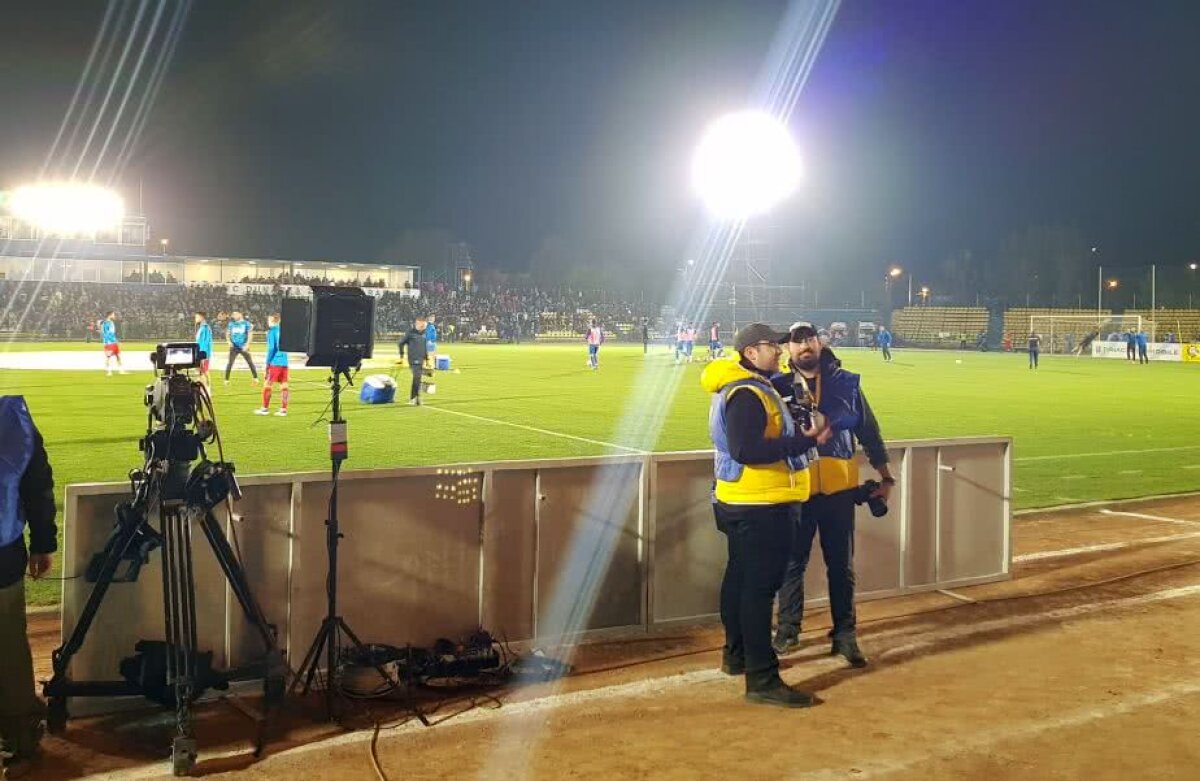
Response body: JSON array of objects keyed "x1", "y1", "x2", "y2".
[
  {"x1": 889, "y1": 267, "x2": 903, "y2": 278},
  {"x1": 692, "y1": 111, "x2": 802, "y2": 220},
  {"x1": 9, "y1": 183, "x2": 124, "y2": 234}
]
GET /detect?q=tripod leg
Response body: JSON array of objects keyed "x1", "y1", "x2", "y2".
[
  {"x1": 47, "y1": 511, "x2": 146, "y2": 691},
  {"x1": 290, "y1": 621, "x2": 330, "y2": 697}
]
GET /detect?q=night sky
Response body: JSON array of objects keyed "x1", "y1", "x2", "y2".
[{"x1": 3, "y1": 0, "x2": 1199, "y2": 283}]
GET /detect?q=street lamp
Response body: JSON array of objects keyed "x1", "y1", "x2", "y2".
[
  {"x1": 884, "y1": 266, "x2": 913, "y2": 307},
  {"x1": 160, "y1": 238, "x2": 169, "y2": 255},
  {"x1": 919, "y1": 285, "x2": 930, "y2": 305},
  {"x1": 462, "y1": 270, "x2": 472, "y2": 291}
]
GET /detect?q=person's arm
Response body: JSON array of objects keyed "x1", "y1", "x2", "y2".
[
  {"x1": 853, "y1": 388, "x2": 894, "y2": 497},
  {"x1": 725, "y1": 389, "x2": 816, "y2": 465},
  {"x1": 266, "y1": 330, "x2": 277, "y2": 366},
  {"x1": 20, "y1": 426, "x2": 57, "y2": 577}
]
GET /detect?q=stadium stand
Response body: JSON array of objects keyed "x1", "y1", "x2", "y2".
[
  {"x1": 1124, "y1": 310, "x2": 1200, "y2": 342},
  {"x1": 891, "y1": 306, "x2": 989, "y2": 348},
  {"x1": 0, "y1": 280, "x2": 661, "y2": 343}
]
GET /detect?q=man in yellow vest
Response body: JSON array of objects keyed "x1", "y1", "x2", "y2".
[
  {"x1": 701, "y1": 323, "x2": 829, "y2": 708},
  {"x1": 771, "y1": 324, "x2": 894, "y2": 667}
]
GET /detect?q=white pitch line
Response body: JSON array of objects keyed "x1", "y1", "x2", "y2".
[
  {"x1": 1061, "y1": 475, "x2": 1086, "y2": 481},
  {"x1": 1099, "y1": 508, "x2": 1200, "y2": 526},
  {"x1": 1016, "y1": 444, "x2": 1200, "y2": 462},
  {"x1": 1118, "y1": 469, "x2": 1144, "y2": 475},
  {"x1": 423, "y1": 404, "x2": 649, "y2": 455},
  {"x1": 795, "y1": 678, "x2": 1200, "y2": 780},
  {"x1": 1014, "y1": 531, "x2": 1200, "y2": 562},
  {"x1": 1183, "y1": 465, "x2": 1200, "y2": 470},
  {"x1": 74, "y1": 585, "x2": 1200, "y2": 781}
]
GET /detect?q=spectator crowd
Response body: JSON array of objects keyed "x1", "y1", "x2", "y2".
[{"x1": 0, "y1": 279, "x2": 662, "y2": 342}]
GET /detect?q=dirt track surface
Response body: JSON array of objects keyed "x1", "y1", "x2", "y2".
[{"x1": 22, "y1": 495, "x2": 1200, "y2": 780}]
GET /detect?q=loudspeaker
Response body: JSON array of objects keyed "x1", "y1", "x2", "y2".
[
  {"x1": 310, "y1": 287, "x2": 374, "y2": 365},
  {"x1": 279, "y1": 297, "x2": 311, "y2": 353},
  {"x1": 277, "y1": 286, "x2": 375, "y2": 367}
]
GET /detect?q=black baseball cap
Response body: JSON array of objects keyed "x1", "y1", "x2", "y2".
[
  {"x1": 734, "y1": 323, "x2": 789, "y2": 353},
  {"x1": 788, "y1": 322, "x2": 818, "y2": 341}
]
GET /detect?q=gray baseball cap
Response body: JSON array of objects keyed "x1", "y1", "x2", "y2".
[{"x1": 734, "y1": 323, "x2": 789, "y2": 353}]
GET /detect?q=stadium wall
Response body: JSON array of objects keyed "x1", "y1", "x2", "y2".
[{"x1": 60, "y1": 438, "x2": 1011, "y2": 706}]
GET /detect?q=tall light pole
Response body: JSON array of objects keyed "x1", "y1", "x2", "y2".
[
  {"x1": 160, "y1": 237, "x2": 169, "y2": 256},
  {"x1": 1190, "y1": 263, "x2": 1197, "y2": 308}
]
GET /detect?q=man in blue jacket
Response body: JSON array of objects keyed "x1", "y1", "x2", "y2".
[
  {"x1": 771, "y1": 324, "x2": 894, "y2": 668},
  {"x1": 0, "y1": 397, "x2": 56, "y2": 777},
  {"x1": 1136, "y1": 330, "x2": 1149, "y2": 364}
]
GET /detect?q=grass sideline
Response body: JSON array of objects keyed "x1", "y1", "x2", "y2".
[{"x1": 3, "y1": 341, "x2": 1199, "y2": 605}]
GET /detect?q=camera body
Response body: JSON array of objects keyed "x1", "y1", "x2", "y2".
[
  {"x1": 145, "y1": 343, "x2": 205, "y2": 428},
  {"x1": 852, "y1": 479, "x2": 889, "y2": 517}
]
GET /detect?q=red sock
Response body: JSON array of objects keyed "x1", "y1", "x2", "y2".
[
  {"x1": 281, "y1": 388, "x2": 289, "y2": 410},
  {"x1": 262, "y1": 386, "x2": 272, "y2": 408}
]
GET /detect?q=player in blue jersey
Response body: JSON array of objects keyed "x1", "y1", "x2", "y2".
[
  {"x1": 424, "y1": 314, "x2": 438, "y2": 369},
  {"x1": 256, "y1": 313, "x2": 289, "y2": 416},
  {"x1": 194, "y1": 311, "x2": 213, "y2": 387},
  {"x1": 224, "y1": 311, "x2": 259, "y2": 385},
  {"x1": 100, "y1": 311, "x2": 127, "y2": 375}
]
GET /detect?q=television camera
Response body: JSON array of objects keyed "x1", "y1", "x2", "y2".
[{"x1": 44, "y1": 342, "x2": 286, "y2": 776}]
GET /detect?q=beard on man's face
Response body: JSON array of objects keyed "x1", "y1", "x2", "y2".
[{"x1": 790, "y1": 346, "x2": 820, "y2": 371}]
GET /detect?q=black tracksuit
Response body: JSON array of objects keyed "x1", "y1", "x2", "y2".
[{"x1": 397, "y1": 327, "x2": 429, "y2": 400}]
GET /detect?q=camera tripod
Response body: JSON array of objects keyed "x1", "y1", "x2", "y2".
[{"x1": 43, "y1": 373, "x2": 286, "y2": 776}]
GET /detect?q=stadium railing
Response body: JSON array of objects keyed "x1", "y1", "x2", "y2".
[{"x1": 61, "y1": 436, "x2": 1011, "y2": 708}]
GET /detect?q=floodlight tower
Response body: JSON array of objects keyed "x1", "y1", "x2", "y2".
[{"x1": 691, "y1": 111, "x2": 801, "y2": 327}]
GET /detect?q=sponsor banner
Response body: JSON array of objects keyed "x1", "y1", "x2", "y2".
[
  {"x1": 1183, "y1": 343, "x2": 1200, "y2": 364},
  {"x1": 226, "y1": 282, "x2": 275, "y2": 296},
  {"x1": 1091, "y1": 341, "x2": 1182, "y2": 361}
]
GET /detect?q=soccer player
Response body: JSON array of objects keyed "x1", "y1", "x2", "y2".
[
  {"x1": 685, "y1": 324, "x2": 697, "y2": 363},
  {"x1": 224, "y1": 311, "x2": 259, "y2": 385},
  {"x1": 1028, "y1": 331, "x2": 1041, "y2": 369},
  {"x1": 878, "y1": 326, "x2": 893, "y2": 362},
  {"x1": 1136, "y1": 329, "x2": 1149, "y2": 364},
  {"x1": 674, "y1": 323, "x2": 686, "y2": 363},
  {"x1": 586, "y1": 319, "x2": 604, "y2": 370},
  {"x1": 194, "y1": 311, "x2": 213, "y2": 388},
  {"x1": 424, "y1": 314, "x2": 438, "y2": 369},
  {"x1": 255, "y1": 314, "x2": 289, "y2": 416},
  {"x1": 708, "y1": 321, "x2": 723, "y2": 360},
  {"x1": 101, "y1": 311, "x2": 126, "y2": 375},
  {"x1": 1125, "y1": 330, "x2": 1136, "y2": 362}
]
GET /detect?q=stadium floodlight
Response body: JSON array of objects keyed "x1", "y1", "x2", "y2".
[
  {"x1": 691, "y1": 110, "x2": 802, "y2": 220},
  {"x1": 1190, "y1": 263, "x2": 1197, "y2": 271},
  {"x1": 1107, "y1": 279, "x2": 1119, "y2": 290},
  {"x1": 889, "y1": 267, "x2": 903, "y2": 278},
  {"x1": 8, "y1": 183, "x2": 124, "y2": 234}
]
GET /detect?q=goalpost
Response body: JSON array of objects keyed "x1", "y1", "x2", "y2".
[{"x1": 1027, "y1": 314, "x2": 1146, "y2": 355}]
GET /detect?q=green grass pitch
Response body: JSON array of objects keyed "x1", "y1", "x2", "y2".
[{"x1": 2, "y1": 341, "x2": 1198, "y2": 604}]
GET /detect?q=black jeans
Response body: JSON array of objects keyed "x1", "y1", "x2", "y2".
[
  {"x1": 409, "y1": 365, "x2": 423, "y2": 399},
  {"x1": 881, "y1": 345, "x2": 892, "y2": 361},
  {"x1": 1029, "y1": 349, "x2": 1039, "y2": 368},
  {"x1": 776, "y1": 490, "x2": 858, "y2": 641},
  {"x1": 225, "y1": 345, "x2": 258, "y2": 379},
  {"x1": 714, "y1": 501, "x2": 797, "y2": 686}
]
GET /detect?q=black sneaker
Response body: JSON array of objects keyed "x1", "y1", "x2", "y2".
[
  {"x1": 772, "y1": 629, "x2": 801, "y2": 655},
  {"x1": 745, "y1": 679, "x2": 815, "y2": 709},
  {"x1": 831, "y1": 637, "x2": 868, "y2": 668}
]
